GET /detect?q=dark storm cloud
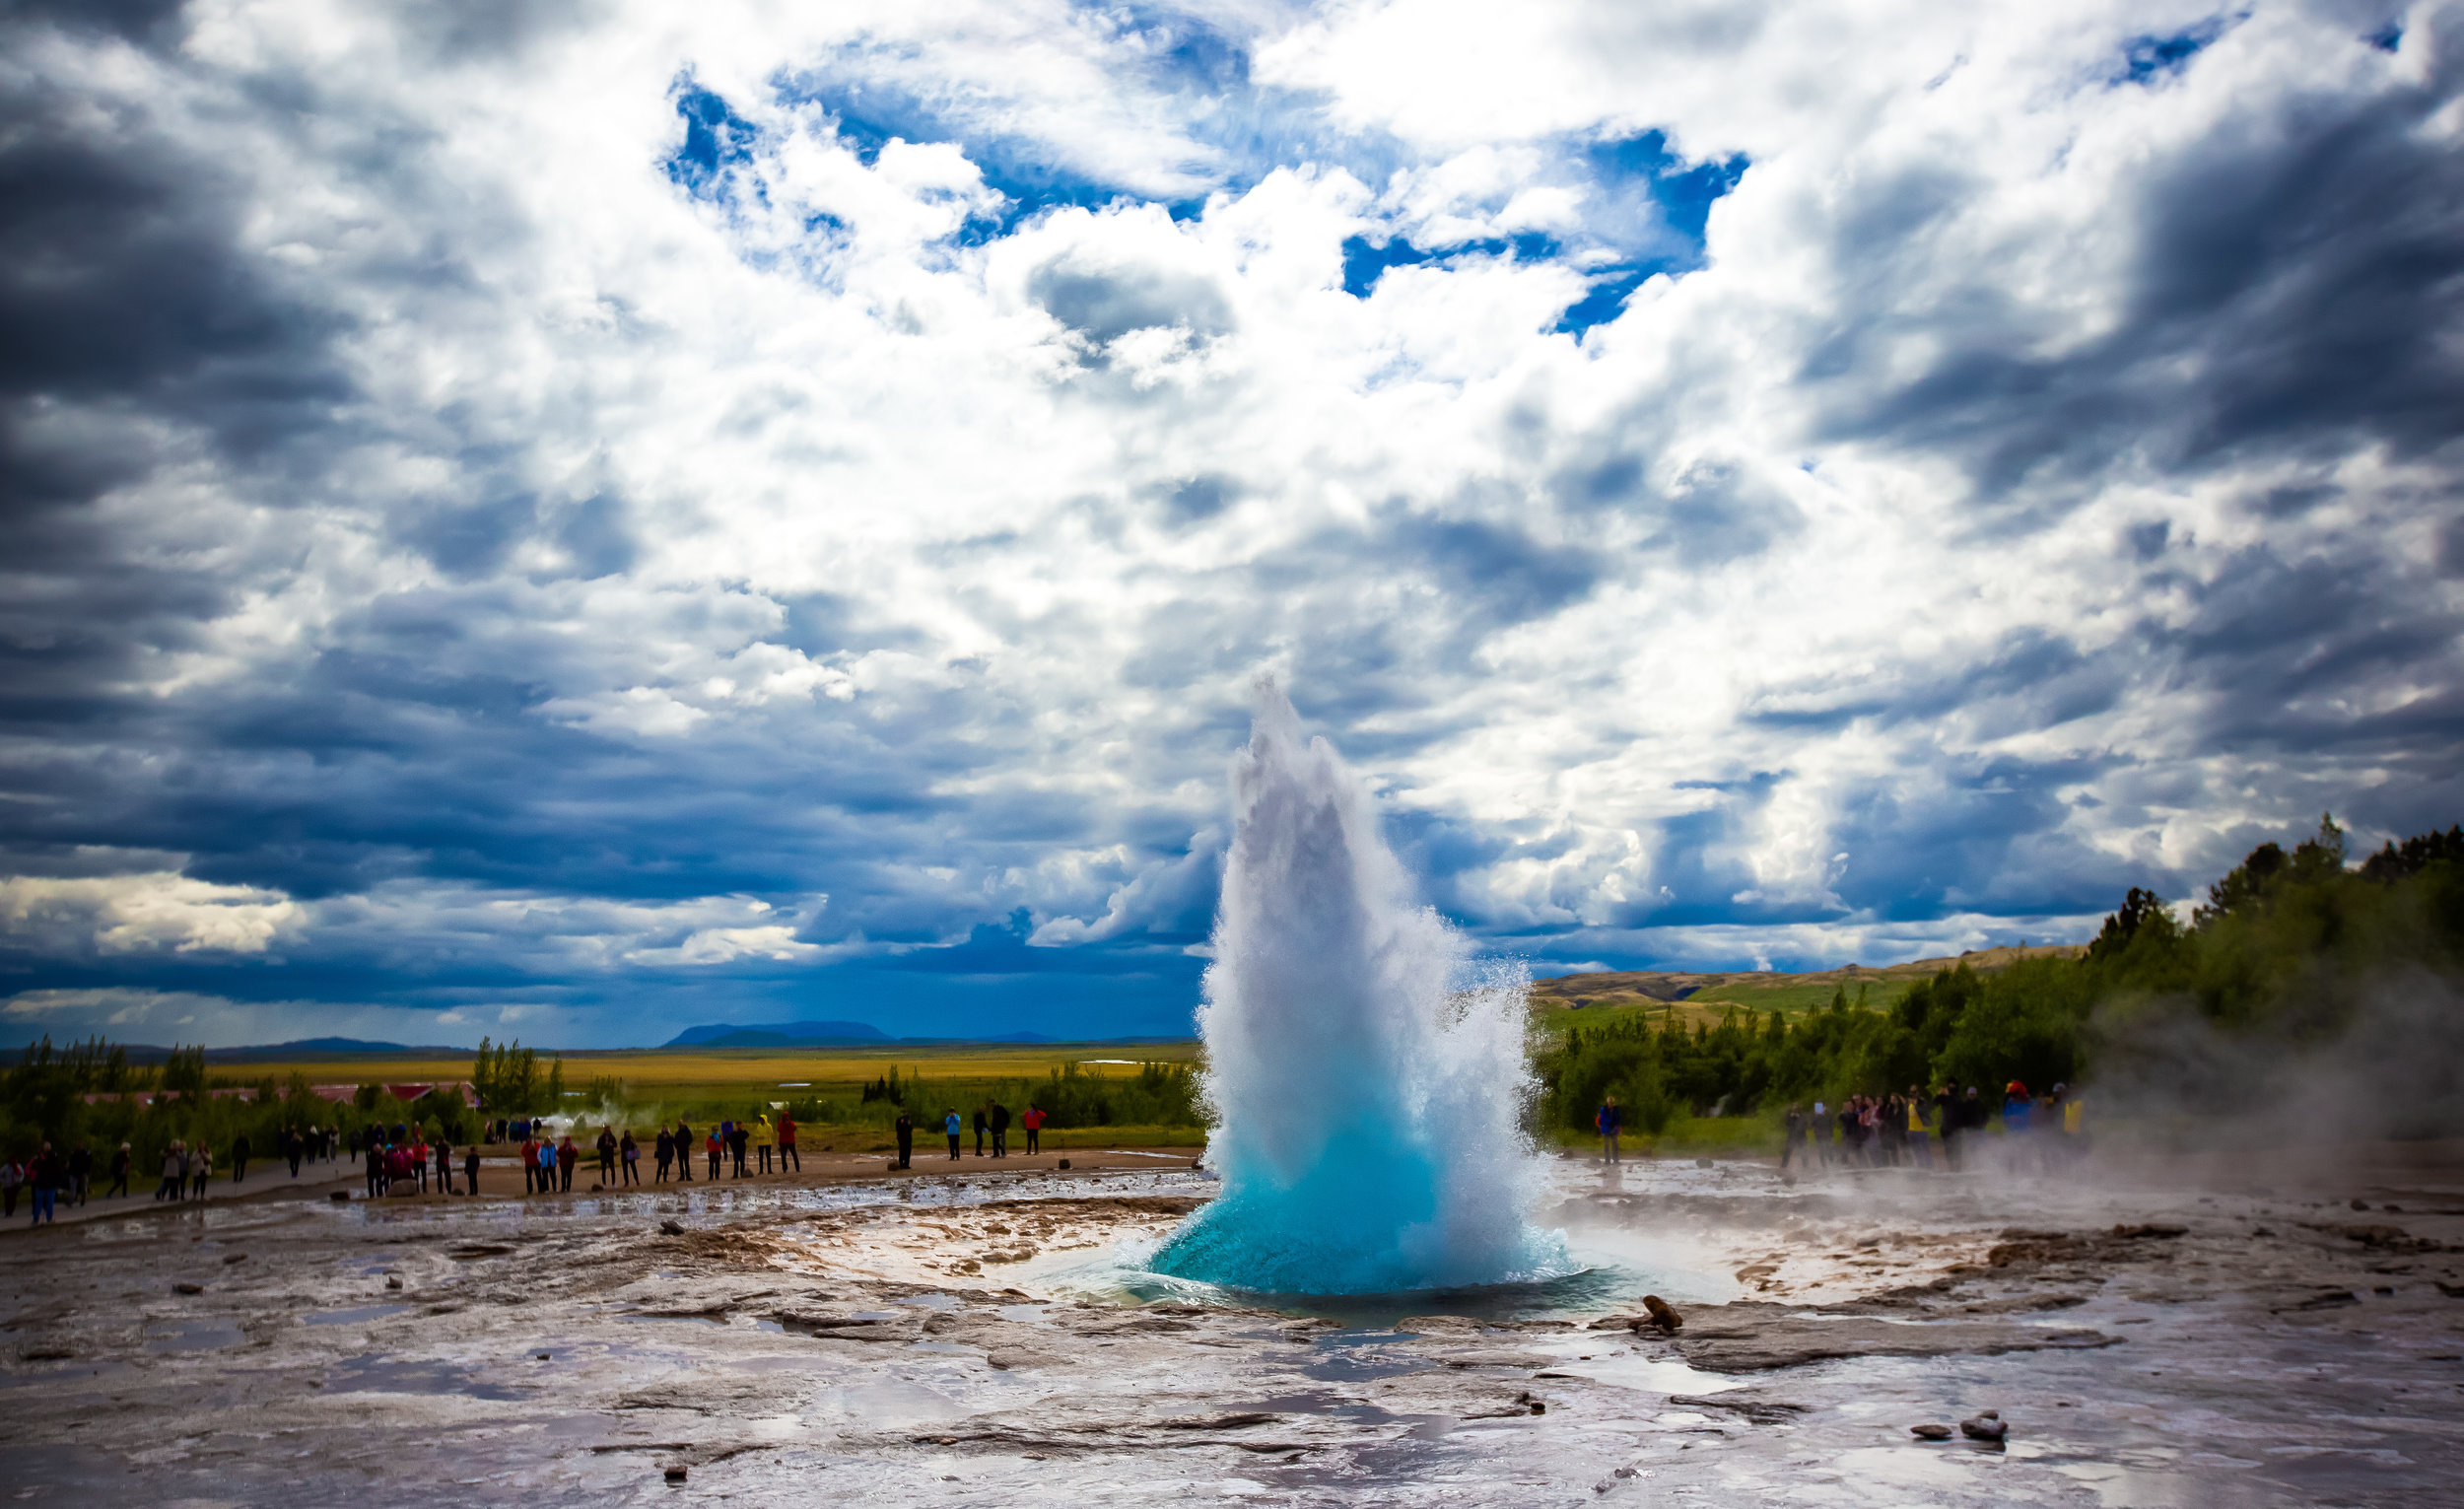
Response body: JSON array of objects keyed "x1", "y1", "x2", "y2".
[
  {"x1": 1028, "y1": 257, "x2": 1234, "y2": 344},
  {"x1": 1810, "y1": 35, "x2": 2464, "y2": 495}
]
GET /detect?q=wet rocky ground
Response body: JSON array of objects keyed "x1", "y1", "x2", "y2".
[{"x1": 3, "y1": 1141, "x2": 2460, "y2": 1506}]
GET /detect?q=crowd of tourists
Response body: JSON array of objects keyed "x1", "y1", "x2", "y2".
[
  {"x1": 2, "y1": 1124, "x2": 353, "y2": 1223},
  {"x1": 8, "y1": 1094, "x2": 1076, "y2": 1221},
  {"x1": 1593, "y1": 1081, "x2": 2083, "y2": 1169},
  {"x1": 881, "y1": 1100, "x2": 1048, "y2": 1168},
  {"x1": 470, "y1": 1110, "x2": 806, "y2": 1192}
]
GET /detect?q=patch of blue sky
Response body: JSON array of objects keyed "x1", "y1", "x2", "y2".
[
  {"x1": 772, "y1": 72, "x2": 1208, "y2": 240},
  {"x1": 1340, "y1": 130, "x2": 1747, "y2": 336},
  {"x1": 746, "y1": 40, "x2": 1745, "y2": 337},
  {"x1": 2115, "y1": 13, "x2": 2243, "y2": 86},
  {"x1": 665, "y1": 81, "x2": 760, "y2": 200}
]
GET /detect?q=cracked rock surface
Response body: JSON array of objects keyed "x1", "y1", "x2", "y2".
[{"x1": 4, "y1": 1145, "x2": 2462, "y2": 1505}]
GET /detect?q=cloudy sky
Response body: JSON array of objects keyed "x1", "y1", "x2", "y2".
[{"x1": 3, "y1": 0, "x2": 2459, "y2": 1049}]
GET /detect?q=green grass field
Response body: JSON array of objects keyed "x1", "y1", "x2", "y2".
[{"x1": 1684, "y1": 979, "x2": 1884, "y2": 1014}]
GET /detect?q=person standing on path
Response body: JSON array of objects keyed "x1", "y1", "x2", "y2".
[
  {"x1": 463, "y1": 1143, "x2": 480, "y2": 1196},
  {"x1": 189, "y1": 1144, "x2": 211, "y2": 1200},
  {"x1": 894, "y1": 1109, "x2": 914, "y2": 1169},
  {"x1": 753, "y1": 1113, "x2": 774, "y2": 1175},
  {"x1": 536, "y1": 1135, "x2": 557, "y2": 1196},
  {"x1": 558, "y1": 1134, "x2": 578, "y2": 1192},
  {"x1": 67, "y1": 1142, "x2": 92, "y2": 1205},
  {"x1": 519, "y1": 1134, "x2": 539, "y2": 1194},
  {"x1": 653, "y1": 1127, "x2": 674, "y2": 1183},
  {"x1": 990, "y1": 1102, "x2": 1010, "y2": 1158},
  {"x1": 705, "y1": 1128, "x2": 721, "y2": 1180},
  {"x1": 106, "y1": 1142, "x2": 131, "y2": 1199},
  {"x1": 673, "y1": 1121, "x2": 694, "y2": 1182},
  {"x1": 971, "y1": 1106, "x2": 988, "y2": 1157},
  {"x1": 620, "y1": 1130, "x2": 640, "y2": 1185},
  {"x1": 1904, "y1": 1085, "x2": 1934, "y2": 1169},
  {"x1": 1022, "y1": 1103, "x2": 1044, "y2": 1155},
  {"x1": 1780, "y1": 1103, "x2": 1808, "y2": 1171},
  {"x1": 597, "y1": 1127, "x2": 618, "y2": 1184},
  {"x1": 776, "y1": 1113, "x2": 798, "y2": 1172},
  {"x1": 27, "y1": 1143, "x2": 57, "y2": 1225},
  {"x1": 159, "y1": 1142, "x2": 185, "y2": 1201},
  {"x1": 231, "y1": 1132, "x2": 249, "y2": 1185},
  {"x1": 435, "y1": 1137, "x2": 454, "y2": 1195},
  {"x1": 1810, "y1": 1101, "x2": 1828, "y2": 1166},
  {"x1": 1596, "y1": 1095, "x2": 1622, "y2": 1164},
  {"x1": 728, "y1": 1122, "x2": 749, "y2": 1178},
  {"x1": 285, "y1": 1130, "x2": 304, "y2": 1178},
  {"x1": 943, "y1": 1109, "x2": 962, "y2": 1161}
]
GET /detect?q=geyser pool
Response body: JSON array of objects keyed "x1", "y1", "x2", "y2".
[{"x1": 1149, "y1": 685, "x2": 1571, "y2": 1294}]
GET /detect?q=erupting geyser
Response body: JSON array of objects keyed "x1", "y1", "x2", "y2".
[{"x1": 1150, "y1": 684, "x2": 1570, "y2": 1294}]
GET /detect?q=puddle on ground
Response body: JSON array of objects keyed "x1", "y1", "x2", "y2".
[
  {"x1": 1298, "y1": 1333, "x2": 1426, "y2": 1384},
  {"x1": 305, "y1": 1304, "x2": 411, "y2": 1326},
  {"x1": 323, "y1": 1356, "x2": 527, "y2": 1401},
  {"x1": 143, "y1": 1322, "x2": 244, "y2": 1352}
]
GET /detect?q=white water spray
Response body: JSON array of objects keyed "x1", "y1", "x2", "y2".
[{"x1": 1150, "y1": 685, "x2": 1569, "y2": 1294}]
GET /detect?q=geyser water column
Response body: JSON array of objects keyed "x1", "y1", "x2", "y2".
[{"x1": 1150, "y1": 685, "x2": 1569, "y2": 1294}]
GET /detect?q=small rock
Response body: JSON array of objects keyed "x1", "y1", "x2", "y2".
[
  {"x1": 1058, "y1": 1158, "x2": 1071, "y2": 1169},
  {"x1": 1641, "y1": 1294, "x2": 1683, "y2": 1332},
  {"x1": 1695, "y1": 1158, "x2": 1713, "y2": 1168},
  {"x1": 385, "y1": 1275, "x2": 403, "y2": 1290},
  {"x1": 886, "y1": 1162, "x2": 901, "y2": 1173},
  {"x1": 222, "y1": 1252, "x2": 247, "y2": 1265},
  {"x1": 329, "y1": 1191, "x2": 351, "y2": 1202},
  {"x1": 659, "y1": 1218, "x2": 686, "y2": 1235},
  {"x1": 2434, "y1": 1280, "x2": 2464, "y2": 1298},
  {"x1": 1910, "y1": 1423, "x2": 1953, "y2": 1440},
  {"x1": 663, "y1": 1465, "x2": 687, "y2": 1482},
  {"x1": 173, "y1": 1282, "x2": 204, "y2": 1295},
  {"x1": 536, "y1": 1351, "x2": 551, "y2": 1360},
  {"x1": 1959, "y1": 1415, "x2": 2009, "y2": 1444},
  {"x1": 2353, "y1": 1198, "x2": 2370, "y2": 1210},
  {"x1": 2374, "y1": 1285, "x2": 2395, "y2": 1295}
]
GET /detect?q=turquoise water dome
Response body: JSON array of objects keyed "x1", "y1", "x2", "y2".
[{"x1": 1150, "y1": 684, "x2": 1569, "y2": 1295}]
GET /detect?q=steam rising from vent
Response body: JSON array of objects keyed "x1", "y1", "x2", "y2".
[{"x1": 1150, "y1": 684, "x2": 1569, "y2": 1294}]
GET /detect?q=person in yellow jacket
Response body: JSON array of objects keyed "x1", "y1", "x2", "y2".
[{"x1": 752, "y1": 1112, "x2": 776, "y2": 1175}]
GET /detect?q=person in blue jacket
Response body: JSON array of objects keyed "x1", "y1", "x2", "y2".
[
  {"x1": 943, "y1": 1109, "x2": 963, "y2": 1161},
  {"x1": 1596, "y1": 1095, "x2": 1622, "y2": 1165}
]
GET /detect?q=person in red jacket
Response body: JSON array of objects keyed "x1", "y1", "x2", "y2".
[
  {"x1": 1021, "y1": 1103, "x2": 1045, "y2": 1155},
  {"x1": 776, "y1": 1113, "x2": 799, "y2": 1172}
]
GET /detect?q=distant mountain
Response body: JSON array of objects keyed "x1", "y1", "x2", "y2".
[
  {"x1": 1, "y1": 1037, "x2": 459, "y2": 1065},
  {"x1": 208, "y1": 1038, "x2": 451, "y2": 1061},
  {"x1": 663, "y1": 1019, "x2": 890, "y2": 1049}
]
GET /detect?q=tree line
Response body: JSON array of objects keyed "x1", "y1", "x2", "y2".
[{"x1": 1539, "y1": 816, "x2": 2463, "y2": 1136}]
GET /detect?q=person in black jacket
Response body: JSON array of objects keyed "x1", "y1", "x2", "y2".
[
  {"x1": 232, "y1": 1132, "x2": 249, "y2": 1184},
  {"x1": 894, "y1": 1110, "x2": 914, "y2": 1169},
  {"x1": 106, "y1": 1142, "x2": 131, "y2": 1199}
]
